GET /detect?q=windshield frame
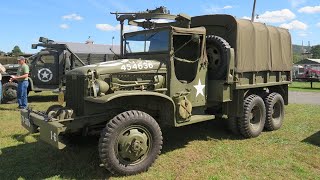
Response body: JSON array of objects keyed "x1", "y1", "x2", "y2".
[{"x1": 123, "y1": 27, "x2": 171, "y2": 55}]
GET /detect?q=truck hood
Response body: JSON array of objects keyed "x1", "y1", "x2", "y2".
[
  {"x1": 3, "y1": 64, "x2": 19, "y2": 70},
  {"x1": 1, "y1": 64, "x2": 20, "y2": 75},
  {"x1": 67, "y1": 59, "x2": 166, "y2": 76}
]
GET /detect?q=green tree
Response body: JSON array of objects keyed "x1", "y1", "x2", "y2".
[
  {"x1": 310, "y1": 45, "x2": 320, "y2": 59},
  {"x1": 11, "y1": 45, "x2": 23, "y2": 56},
  {"x1": 293, "y1": 53, "x2": 303, "y2": 63}
]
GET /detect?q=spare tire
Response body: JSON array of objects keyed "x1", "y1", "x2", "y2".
[
  {"x1": 2, "y1": 82, "x2": 18, "y2": 104},
  {"x1": 206, "y1": 35, "x2": 231, "y2": 80}
]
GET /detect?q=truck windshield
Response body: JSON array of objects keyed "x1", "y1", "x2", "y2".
[{"x1": 125, "y1": 30, "x2": 169, "y2": 53}]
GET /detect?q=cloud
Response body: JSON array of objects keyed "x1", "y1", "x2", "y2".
[
  {"x1": 317, "y1": 22, "x2": 320, "y2": 28},
  {"x1": 96, "y1": 24, "x2": 115, "y2": 31},
  {"x1": 62, "y1": 13, "x2": 83, "y2": 21},
  {"x1": 298, "y1": 32, "x2": 308, "y2": 37},
  {"x1": 289, "y1": 0, "x2": 306, "y2": 8},
  {"x1": 96, "y1": 24, "x2": 138, "y2": 32},
  {"x1": 223, "y1": 5, "x2": 233, "y2": 9},
  {"x1": 280, "y1": 20, "x2": 308, "y2": 30},
  {"x1": 205, "y1": 5, "x2": 233, "y2": 14},
  {"x1": 298, "y1": 5, "x2": 320, "y2": 14},
  {"x1": 59, "y1": 24, "x2": 69, "y2": 29},
  {"x1": 256, "y1": 9, "x2": 296, "y2": 23}
]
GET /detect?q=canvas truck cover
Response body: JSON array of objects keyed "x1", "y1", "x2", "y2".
[{"x1": 191, "y1": 15, "x2": 292, "y2": 73}]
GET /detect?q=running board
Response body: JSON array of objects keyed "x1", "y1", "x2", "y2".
[{"x1": 176, "y1": 114, "x2": 215, "y2": 127}]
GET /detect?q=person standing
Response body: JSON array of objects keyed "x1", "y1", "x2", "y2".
[
  {"x1": 10, "y1": 56, "x2": 29, "y2": 109},
  {"x1": 0, "y1": 63, "x2": 6, "y2": 103}
]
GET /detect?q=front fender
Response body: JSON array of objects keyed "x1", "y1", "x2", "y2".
[
  {"x1": 84, "y1": 91, "x2": 176, "y2": 126},
  {"x1": 85, "y1": 91, "x2": 172, "y2": 103}
]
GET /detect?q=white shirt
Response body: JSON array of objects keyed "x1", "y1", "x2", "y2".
[{"x1": 0, "y1": 63, "x2": 6, "y2": 81}]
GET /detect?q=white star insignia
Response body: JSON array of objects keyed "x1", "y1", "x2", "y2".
[
  {"x1": 41, "y1": 71, "x2": 49, "y2": 79},
  {"x1": 194, "y1": 79, "x2": 205, "y2": 97}
]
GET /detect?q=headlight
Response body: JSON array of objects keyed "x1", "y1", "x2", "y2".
[{"x1": 94, "y1": 79, "x2": 110, "y2": 95}]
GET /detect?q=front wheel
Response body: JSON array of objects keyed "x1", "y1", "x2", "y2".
[
  {"x1": 99, "y1": 110, "x2": 163, "y2": 175},
  {"x1": 2, "y1": 82, "x2": 18, "y2": 104}
]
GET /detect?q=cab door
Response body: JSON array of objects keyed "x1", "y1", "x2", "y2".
[
  {"x1": 169, "y1": 33, "x2": 208, "y2": 121},
  {"x1": 31, "y1": 52, "x2": 59, "y2": 87}
]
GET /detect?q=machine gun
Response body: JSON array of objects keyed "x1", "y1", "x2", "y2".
[{"x1": 111, "y1": 6, "x2": 191, "y2": 56}]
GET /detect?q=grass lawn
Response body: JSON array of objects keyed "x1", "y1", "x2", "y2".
[
  {"x1": 289, "y1": 81, "x2": 320, "y2": 92},
  {"x1": 0, "y1": 92, "x2": 319, "y2": 179}
]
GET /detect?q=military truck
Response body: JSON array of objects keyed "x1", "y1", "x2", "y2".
[
  {"x1": 20, "y1": 7, "x2": 292, "y2": 175},
  {"x1": 1, "y1": 37, "x2": 120, "y2": 103}
]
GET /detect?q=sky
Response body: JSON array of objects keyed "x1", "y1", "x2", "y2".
[{"x1": 0, "y1": 0, "x2": 320, "y2": 53}]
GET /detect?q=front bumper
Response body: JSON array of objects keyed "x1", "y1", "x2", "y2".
[{"x1": 20, "y1": 109, "x2": 67, "y2": 149}]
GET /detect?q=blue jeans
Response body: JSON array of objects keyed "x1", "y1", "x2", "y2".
[{"x1": 17, "y1": 80, "x2": 29, "y2": 108}]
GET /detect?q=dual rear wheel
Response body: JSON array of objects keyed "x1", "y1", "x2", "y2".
[{"x1": 228, "y1": 92, "x2": 285, "y2": 138}]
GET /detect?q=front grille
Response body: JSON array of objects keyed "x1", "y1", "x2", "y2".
[{"x1": 66, "y1": 75, "x2": 86, "y2": 116}]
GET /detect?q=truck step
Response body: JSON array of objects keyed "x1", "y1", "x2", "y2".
[{"x1": 176, "y1": 114, "x2": 215, "y2": 127}]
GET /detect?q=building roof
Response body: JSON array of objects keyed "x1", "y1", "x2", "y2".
[
  {"x1": 58, "y1": 42, "x2": 121, "y2": 54},
  {"x1": 295, "y1": 58, "x2": 320, "y2": 65}
]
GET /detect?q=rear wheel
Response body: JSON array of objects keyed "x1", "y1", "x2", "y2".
[
  {"x1": 264, "y1": 93, "x2": 284, "y2": 131},
  {"x1": 239, "y1": 94, "x2": 266, "y2": 138},
  {"x1": 2, "y1": 82, "x2": 18, "y2": 104},
  {"x1": 99, "y1": 110, "x2": 163, "y2": 175}
]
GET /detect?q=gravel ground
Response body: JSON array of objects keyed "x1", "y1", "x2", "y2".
[{"x1": 289, "y1": 91, "x2": 320, "y2": 105}]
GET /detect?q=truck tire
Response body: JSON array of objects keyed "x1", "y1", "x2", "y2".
[
  {"x1": 206, "y1": 35, "x2": 231, "y2": 80},
  {"x1": 2, "y1": 82, "x2": 18, "y2": 104},
  {"x1": 99, "y1": 110, "x2": 163, "y2": 175},
  {"x1": 264, "y1": 93, "x2": 284, "y2": 131},
  {"x1": 227, "y1": 117, "x2": 240, "y2": 135},
  {"x1": 239, "y1": 94, "x2": 266, "y2": 138}
]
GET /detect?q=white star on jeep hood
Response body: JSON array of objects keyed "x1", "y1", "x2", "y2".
[{"x1": 194, "y1": 79, "x2": 205, "y2": 97}]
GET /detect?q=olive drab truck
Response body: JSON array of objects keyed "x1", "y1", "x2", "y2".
[
  {"x1": 20, "y1": 7, "x2": 292, "y2": 175},
  {"x1": 1, "y1": 37, "x2": 120, "y2": 103}
]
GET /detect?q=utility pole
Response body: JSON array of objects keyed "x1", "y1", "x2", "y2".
[
  {"x1": 251, "y1": 0, "x2": 257, "y2": 22},
  {"x1": 112, "y1": 36, "x2": 114, "y2": 50}
]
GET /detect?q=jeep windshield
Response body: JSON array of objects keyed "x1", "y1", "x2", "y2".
[{"x1": 124, "y1": 29, "x2": 169, "y2": 53}]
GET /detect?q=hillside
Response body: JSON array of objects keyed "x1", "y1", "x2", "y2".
[{"x1": 293, "y1": 44, "x2": 312, "y2": 54}]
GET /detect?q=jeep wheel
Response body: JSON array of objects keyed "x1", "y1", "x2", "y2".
[
  {"x1": 99, "y1": 110, "x2": 163, "y2": 175},
  {"x1": 2, "y1": 82, "x2": 18, "y2": 103},
  {"x1": 239, "y1": 94, "x2": 266, "y2": 138},
  {"x1": 264, "y1": 93, "x2": 284, "y2": 131}
]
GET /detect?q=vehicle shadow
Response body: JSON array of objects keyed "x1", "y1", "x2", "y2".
[
  {"x1": 302, "y1": 131, "x2": 320, "y2": 147},
  {"x1": 0, "y1": 134, "x2": 111, "y2": 179},
  {"x1": 161, "y1": 119, "x2": 242, "y2": 153},
  {"x1": 0, "y1": 119, "x2": 239, "y2": 179},
  {"x1": 28, "y1": 94, "x2": 57, "y2": 102}
]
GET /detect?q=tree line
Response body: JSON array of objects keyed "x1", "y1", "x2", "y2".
[{"x1": 0, "y1": 46, "x2": 23, "y2": 57}]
